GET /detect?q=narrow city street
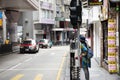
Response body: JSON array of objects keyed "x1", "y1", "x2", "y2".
[{"x1": 0, "y1": 46, "x2": 70, "y2": 80}]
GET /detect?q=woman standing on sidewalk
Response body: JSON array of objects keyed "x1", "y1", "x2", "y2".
[{"x1": 80, "y1": 35, "x2": 91, "y2": 80}]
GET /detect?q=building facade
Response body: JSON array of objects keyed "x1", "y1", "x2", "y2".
[
  {"x1": 89, "y1": 0, "x2": 120, "y2": 75},
  {"x1": 53, "y1": 0, "x2": 72, "y2": 45},
  {"x1": 33, "y1": 0, "x2": 55, "y2": 41}
]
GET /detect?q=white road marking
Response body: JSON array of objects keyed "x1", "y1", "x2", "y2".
[
  {"x1": 51, "y1": 53, "x2": 55, "y2": 55},
  {"x1": 9, "y1": 63, "x2": 22, "y2": 70},
  {"x1": 0, "y1": 68, "x2": 63, "y2": 71},
  {"x1": 24, "y1": 57, "x2": 32, "y2": 62}
]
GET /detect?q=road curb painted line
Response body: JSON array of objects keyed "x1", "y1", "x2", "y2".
[
  {"x1": 56, "y1": 53, "x2": 67, "y2": 80},
  {"x1": 11, "y1": 74, "x2": 24, "y2": 80},
  {"x1": 34, "y1": 74, "x2": 43, "y2": 80}
]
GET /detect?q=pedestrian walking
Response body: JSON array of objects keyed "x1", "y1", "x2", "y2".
[{"x1": 79, "y1": 35, "x2": 91, "y2": 80}]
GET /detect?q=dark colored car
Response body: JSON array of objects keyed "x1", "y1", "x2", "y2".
[
  {"x1": 20, "y1": 39, "x2": 39, "y2": 53},
  {"x1": 39, "y1": 39, "x2": 53, "y2": 48}
]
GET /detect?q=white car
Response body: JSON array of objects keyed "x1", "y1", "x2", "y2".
[
  {"x1": 20, "y1": 39, "x2": 39, "y2": 53},
  {"x1": 39, "y1": 39, "x2": 53, "y2": 48}
]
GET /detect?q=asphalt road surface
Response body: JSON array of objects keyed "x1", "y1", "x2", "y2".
[{"x1": 0, "y1": 46, "x2": 70, "y2": 80}]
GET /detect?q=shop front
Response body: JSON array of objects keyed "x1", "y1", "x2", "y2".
[{"x1": 101, "y1": 1, "x2": 120, "y2": 74}]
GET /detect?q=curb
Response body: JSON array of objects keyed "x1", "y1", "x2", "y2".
[{"x1": 0, "y1": 50, "x2": 19, "y2": 56}]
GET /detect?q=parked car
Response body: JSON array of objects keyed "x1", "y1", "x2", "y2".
[
  {"x1": 39, "y1": 39, "x2": 53, "y2": 48},
  {"x1": 20, "y1": 39, "x2": 39, "y2": 53}
]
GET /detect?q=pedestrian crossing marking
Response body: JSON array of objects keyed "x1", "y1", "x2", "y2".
[
  {"x1": 34, "y1": 74, "x2": 43, "y2": 80},
  {"x1": 11, "y1": 74, "x2": 24, "y2": 80}
]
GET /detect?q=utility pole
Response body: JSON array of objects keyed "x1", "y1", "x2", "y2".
[{"x1": 69, "y1": 0, "x2": 82, "y2": 79}]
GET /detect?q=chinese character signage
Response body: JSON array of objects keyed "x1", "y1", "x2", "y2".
[
  {"x1": 88, "y1": 0, "x2": 103, "y2": 6},
  {"x1": 108, "y1": 19, "x2": 117, "y2": 73}
]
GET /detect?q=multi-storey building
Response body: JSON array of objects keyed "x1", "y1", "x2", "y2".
[
  {"x1": 33, "y1": 0, "x2": 55, "y2": 41},
  {"x1": 52, "y1": 0, "x2": 71, "y2": 45}
]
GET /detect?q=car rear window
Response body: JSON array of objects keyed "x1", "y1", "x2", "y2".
[
  {"x1": 39, "y1": 40, "x2": 44, "y2": 42},
  {"x1": 23, "y1": 40, "x2": 31, "y2": 44}
]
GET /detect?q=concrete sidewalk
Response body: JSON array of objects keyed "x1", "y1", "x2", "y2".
[
  {"x1": 64, "y1": 55, "x2": 120, "y2": 80},
  {"x1": 80, "y1": 58, "x2": 120, "y2": 80}
]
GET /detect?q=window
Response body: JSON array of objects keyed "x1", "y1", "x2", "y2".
[
  {"x1": 42, "y1": 10, "x2": 45, "y2": 18},
  {"x1": 50, "y1": 11, "x2": 53, "y2": 19},
  {"x1": 47, "y1": 10, "x2": 49, "y2": 18}
]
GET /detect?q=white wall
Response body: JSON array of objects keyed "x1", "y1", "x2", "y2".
[
  {"x1": 23, "y1": 11, "x2": 34, "y2": 40},
  {"x1": 82, "y1": 6, "x2": 101, "y2": 24},
  {"x1": 93, "y1": 21, "x2": 101, "y2": 65}
]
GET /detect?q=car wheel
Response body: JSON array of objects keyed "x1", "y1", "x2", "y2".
[
  {"x1": 39, "y1": 45, "x2": 42, "y2": 48},
  {"x1": 36, "y1": 48, "x2": 39, "y2": 52},
  {"x1": 50, "y1": 46, "x2": 52, "y2": 48},
  {"x1": 46, "y1": 45, "x2": 48, "y2": 48}
]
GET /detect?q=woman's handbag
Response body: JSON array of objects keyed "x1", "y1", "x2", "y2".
[{"x1": 87, "y1": 48, "x2": 93, "y2": 58}]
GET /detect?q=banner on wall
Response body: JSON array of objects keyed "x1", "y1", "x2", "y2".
[
  {"x1": 0, "y1": 12, "x2": 2, "y2": 27},
  {"x1": 108, "y1": 19, "x2": 117, "y2": 73}
]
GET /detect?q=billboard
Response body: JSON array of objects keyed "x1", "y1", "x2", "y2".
[{"x1": 88, "y1": 0, "x2": 103, "y2": 6}]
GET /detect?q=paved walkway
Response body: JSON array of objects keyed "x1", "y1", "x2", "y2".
[
  {"x1": 80, "y1": 58, "x2": 120, "y2": 80},
  {"x1": 65, "y1": 55, "x2": 120, "y2": 80}
]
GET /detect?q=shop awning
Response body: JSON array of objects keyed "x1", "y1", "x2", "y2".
[{"x1": 0, "y1": 0, "x2": 39, "y2": 11}]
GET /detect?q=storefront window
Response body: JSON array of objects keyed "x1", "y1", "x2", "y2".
[{"x1": 102, "y1": 20, "x2": 108, "y2": 61}]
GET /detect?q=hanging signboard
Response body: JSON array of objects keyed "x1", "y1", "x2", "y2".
[
  {"x1": 110, "y1": 0, "x2": 120, "y2": 2},
  {"x1": 88, "y1": 0, "x2": 103, "y2": 6},
  {"x1": 0, "y1": 19, "x2": 2, "y2": 27},
  {"x1": 108, "y1": 19, "x2": 117, "y2": 73}
]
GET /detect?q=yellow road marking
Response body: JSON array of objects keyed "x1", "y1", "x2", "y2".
[
  {"x1": 11, "y1": 74, "x2": 24, "y2": 80},
  {"x1": 56, "y1": 53, "x2": 67, "y2": 80},
  {"x1": 34, "y1": 74, "x2": 43, "y2": 80}
]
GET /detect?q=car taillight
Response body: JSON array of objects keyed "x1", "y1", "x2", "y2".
[{"x1": 29, "y1": 44, "x2": 32, "y2": 46}]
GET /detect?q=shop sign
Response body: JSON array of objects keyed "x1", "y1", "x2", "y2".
[
  {"x1": 36, "y1": 30, "x2": 44, "y2": 34},
  {"x1": 108, "y1": 19, "x2": 117, "y2": 73},
  {"x1": 0, "y1": 19, "x2": 2, "y2": 27},
  {"x1": 0, "y1": 12, "x2": 2, "y2": 18},
  {"x1": 88, "y1": 0, "x2": 103, "y2": 6},
  {"x1": 110, "y1": 0, "x2": 120, "y2": 2}
]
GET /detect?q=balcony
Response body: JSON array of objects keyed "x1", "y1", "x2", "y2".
[{"x1": 40, "y1": 1, "x2": 54, "y2": 11}]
